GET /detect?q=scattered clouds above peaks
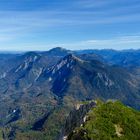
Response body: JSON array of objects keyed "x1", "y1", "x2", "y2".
[{"x1": 0, "y1": 0, "x2": 140, "y2": 50}]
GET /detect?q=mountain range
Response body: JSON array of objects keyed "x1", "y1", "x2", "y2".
[{"x1": 0, "y1": 47, "x2": 140, "y2": 140}]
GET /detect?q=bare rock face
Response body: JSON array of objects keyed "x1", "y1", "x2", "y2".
[{"x1": 60, "y1": 101, "x2": 96, "y2": 139}]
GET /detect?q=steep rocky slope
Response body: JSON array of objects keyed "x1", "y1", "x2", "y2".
[{"x1": 67, "y1": 101, "x2": 140, "y2": 140}]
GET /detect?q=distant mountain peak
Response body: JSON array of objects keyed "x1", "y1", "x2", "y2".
[
  {"x1": 52, "y1": 54, "x2": 84, "y2": 73},
  {"x1": 50, "y1": 54, "x2": 75, "y2": 75},
  {"x1": 49, "y1": 47, "x2": 66, "y2": 51},
  {"x1": 45, "y1": 47, "x2": 72, "y2": 56},
  {"x1": 37, "y1": 54, "x2": 83, "y2": 85}
]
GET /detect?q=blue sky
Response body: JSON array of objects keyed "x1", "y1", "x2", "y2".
[{"x1": 0, "y1": 0, "x2": 140, "y2": 51}]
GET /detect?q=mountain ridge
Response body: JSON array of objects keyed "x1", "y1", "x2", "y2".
[
  {"x1": 66, "y1": 101, "x2": 140, "y2": 140},
  {"x1": 0, "y1": 48, "x2": 140, "y2": 139}
]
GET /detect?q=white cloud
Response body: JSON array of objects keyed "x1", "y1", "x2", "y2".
[
  {"x1": 50, "y1": 35, "x2": 140, "y2": 50},
  {"x1": 0, "y1": 35, "x2": 140, "y2": 51}
]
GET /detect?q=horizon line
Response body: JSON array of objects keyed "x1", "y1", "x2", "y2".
[{"x1": 0, "y1": 47, "x2": 139, "y2": 53}]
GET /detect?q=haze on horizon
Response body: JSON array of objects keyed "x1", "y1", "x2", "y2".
[{"x1": 0, "y1": 0, "x2": 140, "y2": 51}]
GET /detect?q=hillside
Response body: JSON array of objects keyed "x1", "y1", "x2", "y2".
[{"x1": 67, "y1": 101, "x2": 140, "y2": 140}]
